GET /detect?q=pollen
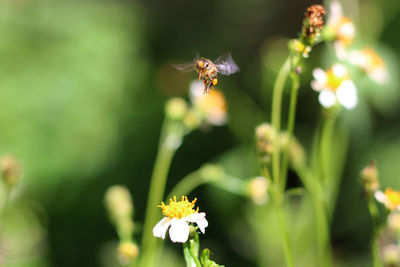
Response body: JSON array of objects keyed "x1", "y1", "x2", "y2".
[
  {"x1": 159, "y1": 196, "x2": 199, "y2": 219},
  {"x1": 385, "y1": 188, "x2": 400, "y2": 210},
  {"x1": 212, "y1": 78, "x2": 218, "y2": 86}
]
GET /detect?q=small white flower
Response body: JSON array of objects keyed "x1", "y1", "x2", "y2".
[
  {"x1": 189, "y1": 80, "x2": 227, "y2": 126},
  {"x1": 311, "y1": 64, "x2": 358, "y2": 109},
  {"x1": 326, "y1": 1, "x2": 356, "y2": 59},
  {"x1": 152, "y1": 196, "x2": 208, "y2": 243},
  {"x1": 349, "y1": 48, "x2": 388, "y2": 84},
  {"x1": 375, "y1": 188, "x2": 400, "y2": 211}
]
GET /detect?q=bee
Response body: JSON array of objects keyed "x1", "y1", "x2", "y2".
[{"x1": 173, "y1": 53, "x2": 240, "y2": 93}]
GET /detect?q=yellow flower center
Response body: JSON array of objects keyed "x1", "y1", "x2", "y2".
[
  {"x1": 325, "y1": 66, "x2": 348, "y2": 91},
  {"x1": 385, "y1": 188, "x2": 400, "y2": 210},
  {"x1": 159, "y1": 196, "x2": 199, "y2": 219}
]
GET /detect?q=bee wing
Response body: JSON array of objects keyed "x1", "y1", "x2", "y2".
[
  {"x1": 172, "y1": 61, "x2": 196, "y2": 73},
  {"x1": 214, "y1": 53, "x2": 240, "y2": 76}
]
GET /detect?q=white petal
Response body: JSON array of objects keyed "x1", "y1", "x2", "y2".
[
  {"x1": 196, "y1": 218, "x2": 209, "y2": 234},
  {"x1": 153, "y1": 217, "x2": 173, "y2": 239},
  {"x1": 375, "y1": 191, "x2": 387, "y2": 204},
  {"x1": 313, "y1": 68, "x2": 327, "y2": 83},
  {"x1": 189, "y1": 80, "x2": 204, "y2": 100},
  {"x1": 311, "y1": 80, "x2": 325, "y2": 91},
  {"x1": 337, "y1": 80, "x2": 358, "y2": 109},
  {"x1": 334, "y1": 42, "x2": 348, "y2": 60},
  {"x1": 332, "y1": 64, "x2": 347, "y2": 78},
  {"x1": 186, "y1": 213, "x2": 209, "y2": 234},
  {"x1": 169, "y1": 219, "x2": 190, "y2": 243},
  {"x1": 371, "y1": 69, "x2": 389, "y2": 85},
  {"x1": 328, "y1": 1, "x2": 343, "y2": 25},
  {"x1": 318, "y1": 90, "x2": 336, "y2": 108},
  {"x1": 185, "y1": 212, "x2": 206, "y2": 222}
]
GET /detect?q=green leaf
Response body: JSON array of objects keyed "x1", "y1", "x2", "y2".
[{"x1": 200, "y1": 248, "x2": 225, "y2": 267}]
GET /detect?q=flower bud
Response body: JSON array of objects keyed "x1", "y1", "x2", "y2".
[
  {"x1": 118, "y1": 241, "x2": 139, "y2": 265},
  {"x1": 381, "y1": 244, "x2": 400, "y2": 267},
  {"x1": 255, "y1": 123, "x2": 276, "y2": 164},
  {"x1": 105, "y1": 186, "x2": 134, "y2": 224},
  {"x1": 1, "y1": 155, "x2": 22, "y2": 188},
  {"x1": 165, "y1": 97, "x2": 188, "y2": 121},
  {"x1": 361, "y1": 160, "x2": 379, "y2": 196},
  {"x1": 247, "y1": 176, "x2": 269, "y2": 205}
]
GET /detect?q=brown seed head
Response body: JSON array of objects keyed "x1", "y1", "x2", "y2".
[{"x1": 305, "y1": 5, "x2": 325, "y2": 31}]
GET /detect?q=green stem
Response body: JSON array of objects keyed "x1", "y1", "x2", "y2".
[
  {"x1": 139, "y1": 120, "x2": 183, "y2": 267},
  {"x1": 280, "y1": 72, "x2": 300, "y2": 192},
  {"x1": 295, "y1": 165, "x2": 332, "y2": 267},
  {"x1": 320, "y1": 109, "x2": 337, "y2": 183},
  {"x1": 167, "y1": 171, "x2": 203, "y2": 201},
  {"x1": 368, "y1": 199, "x2": 382, "y2": 267},
  {"x1": 183, "y1": 235, "x2": 202, "y2": 267},
  {"x1": 271, "y1": 186, "x2": 294, "y2": 267},
  {"x1": 271, "y1": 57, "x2": 291, "y2": 186},
  {"x1": 0, "y1": 186, "x2": 11, "y2": 223}
]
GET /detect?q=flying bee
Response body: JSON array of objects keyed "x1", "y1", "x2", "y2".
[{"x1": 173, "y1": 53, "x2": 240, "y2": 93}]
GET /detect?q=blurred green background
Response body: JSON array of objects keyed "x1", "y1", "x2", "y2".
[{"x1": 1, "y1": 0, "x2": 400, "y2": 266}]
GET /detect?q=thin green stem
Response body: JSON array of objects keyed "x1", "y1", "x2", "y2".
[
  {"x1": 167, "y1": 171, "x2": 203, "y2": 201},
  {"x1": 139, "y1": 120, "x2": 183, "y2": 267},
  {"x1": 368, "y1": 199, "x2": 382, "y2": 267},
  {"x1": 294, "y1": 165, "x2": 332, "y2": 267},
  {"x1": 0, "y1": 186, "x2": 11, "y2": 224},
  {"x1": 183, "y1": 241, "x2": 202, "y2": 267},
  {"x1": 320, "y1": 109, "x2": 337, "y2": 183},
  {"x1": 281, "y1": 73, "x2": 300, "y2": 192},
  {"x1": 271, "y1": 57, "x2": 291, "y2": 186},
  {"x1": 271, "y1": 186, "x2": 294, "y2": 267}
]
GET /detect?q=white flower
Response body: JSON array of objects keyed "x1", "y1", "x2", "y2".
[
  {"x1": 349, "y1": 48, "x2": 388, "y2": 84},
  {"x1": 311, "y1": 64, "x2": 358, "y2": 109},
  {"x1": 375, "y1": 188, "x2": 400, "y2": 211},
  {"x1": 152, "y1": 196, "x2": 208, "y2": 243},
  {"x1": 326, "y1": 1, "x2": 356, "y2": 59},
  {"x1": 189, "y1": 80, "x2": 227, "y2": 126}
]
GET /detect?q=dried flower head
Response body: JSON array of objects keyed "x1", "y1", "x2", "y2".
[
  {"x1": 1, "y1": 156, "x2": 22, "y2": 188},
  {"x1": 302, "y1": 4, "x2": 325, "y2": 44},
  {"x1": 305, "y1": 5, "x2": 325, "y2": 31}
]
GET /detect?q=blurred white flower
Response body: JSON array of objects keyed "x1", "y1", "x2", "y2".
[
  {"x1": 326, "y1": 1, "x2": 356, "y2": 59},
  {"x1": 311, "y1": 64, "x2": 358, "y2": 109},
  {"x1": 189, "y1": 80, "x2": 227, "y2": 126},
  {"x1": 153, "y1": 196, "x2": 208, "y2": 243},
  {"x1": 350, "y1": 48, "x2": 388, "y2": 84},
  {"x1": 375, "y1": 188, "x2": 400, "y2": 211}
]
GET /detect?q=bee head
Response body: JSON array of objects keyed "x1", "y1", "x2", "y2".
[{"x1": 197, "y1": 59, "x2": 209, "y2": 70}]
